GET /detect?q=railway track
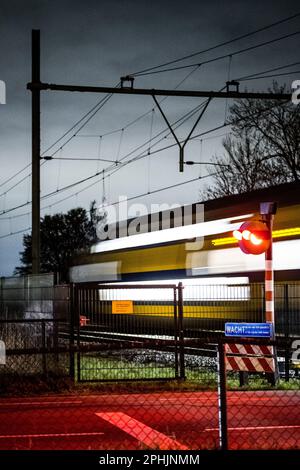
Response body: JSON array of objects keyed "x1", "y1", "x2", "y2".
[
  {"x1": 58, "y1": 328, "x2": 218, "y2": 357},
  {"x1": 58, "y1": 327, "x2": 299, "y2": 370}
]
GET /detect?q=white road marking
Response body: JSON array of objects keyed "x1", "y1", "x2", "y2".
[
  {"x1": 96, "y1": 411, "x2": 188, "y2": 450},
  {"x1": 0, "y1": 432, "x2": 104, "y2": 439},
  {"x1": 0, "y1": 401, "x2": 83, "y2": 407}
]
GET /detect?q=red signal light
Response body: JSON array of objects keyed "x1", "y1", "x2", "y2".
[{"x1": 233, "y1": 220, "x2": 270, "y2": 255}]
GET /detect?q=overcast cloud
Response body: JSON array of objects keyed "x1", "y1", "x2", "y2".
[{"x1": 0, "y1": 0, "x2": 299, "y2": 275}]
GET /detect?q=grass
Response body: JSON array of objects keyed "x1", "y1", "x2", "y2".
[
  {"x1": 1, "y1": 350, "x2": 299, "y2": 396},
  {"x1": 79, "y1": 354, "x2": 175, "y2": 381},
  {"x1": 227, "y1": 376, "x2": 300, "y2": 390}
]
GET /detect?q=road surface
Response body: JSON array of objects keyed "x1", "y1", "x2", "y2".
[{"x1": 0, "y1": 391, "x2": 299, "y2": 450}]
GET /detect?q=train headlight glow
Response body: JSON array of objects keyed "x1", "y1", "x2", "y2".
[
  {"x1": 212, "y1": 226, "x2": 300, "y2": 246},
  {"x1": 233, "y1": 230, "x2": 242, "y2": 241}
]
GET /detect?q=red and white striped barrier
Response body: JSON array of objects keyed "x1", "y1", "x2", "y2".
[{"x1": 225, "y1": 343, "x2": 275, "y2": 373}]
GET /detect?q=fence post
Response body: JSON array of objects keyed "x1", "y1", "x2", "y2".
[
  {"x1": 41, "y1": 320, "x2": 47, "y2": 376},
  {"x1": 69, "y1": 283, "x2": 75, "y2": 381},
  {"x1": 76, "y1": 286, "x2": 81, "y2": 382},
  {"x1": 239, "y1": 371, "x2": 248, "y2": 387},
  {"x1": 177, "y1": 282, "x2": 185, "y2": 380},
  {"x1": 0, "y1": 277, "x2": 3, "y2": 318},
  {"x1": 284, "y1": 284, "x2": 290, "y2": 382},
  {"x1": 217, "y1": 341, "x2": 228, "y2": 450},
  {"x1": 53, "y1": 319, "x2": 59, "y2": 365},
  {"x1": 173, "y1": 287, "x2": 179, "y2": 379}
]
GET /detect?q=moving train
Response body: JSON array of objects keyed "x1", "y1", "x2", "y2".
[{"x1": 69, "y1": 182, "x2": 300, "y2": 335}]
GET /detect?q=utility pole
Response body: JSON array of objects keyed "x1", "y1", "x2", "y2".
[{"x1": 31, "y1": 30, "x2": 41, "y2": 274}]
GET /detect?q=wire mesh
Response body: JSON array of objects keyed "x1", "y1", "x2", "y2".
[{"x1": 0, "y1": 276, "x2": 300, "y2": 450}]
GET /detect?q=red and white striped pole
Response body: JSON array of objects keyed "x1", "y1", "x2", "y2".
[
  {"x1": 260, "y1": 202, "x2": 279, "y2": 383},
  {"x1": 264, "y1": 214, "x2": 274, "y2": 330},
  {"x1": 260, "y1": 202, "x2": 277, "y2": 332}
]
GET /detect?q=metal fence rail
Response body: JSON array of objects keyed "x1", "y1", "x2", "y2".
[
  {"x1": 74, "y1": 283, "x2": 184, "y2": 382},
  {"x1": 0, "y1": 318, "x2": 70, "y2": 378}
]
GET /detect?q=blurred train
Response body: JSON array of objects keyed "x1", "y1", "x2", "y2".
[{"x1": 69, "y1": 182, "x2": 300, "y2": 335}]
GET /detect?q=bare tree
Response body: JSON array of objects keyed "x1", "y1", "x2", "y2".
[{"x1": 202, "y1": 83, "x2": 299, "y2": 199}]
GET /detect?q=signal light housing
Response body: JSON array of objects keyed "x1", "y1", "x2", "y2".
[{"x1": 233, "y1": 220, "x2": 270, "y2": 255}]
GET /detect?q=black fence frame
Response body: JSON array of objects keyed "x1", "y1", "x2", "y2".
[
  {"x1": 71, "y1": 282, "x2": 186, "y2": 382},
  {"x1": 0, "y1": 318, "x2": 70, "y2": 377}
]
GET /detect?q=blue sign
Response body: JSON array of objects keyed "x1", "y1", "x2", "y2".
[{"x1": 225, "y1": 322, "x2": 273, "y2": 338}]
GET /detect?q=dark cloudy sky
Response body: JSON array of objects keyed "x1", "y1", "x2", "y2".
[{"x1": 0, "y1": 0, "x2": 299, "y2": 275}]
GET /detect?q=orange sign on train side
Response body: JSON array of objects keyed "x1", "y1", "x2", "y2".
[{"x1": 112, "y1": 300, "x2": 133, "y2": 314}]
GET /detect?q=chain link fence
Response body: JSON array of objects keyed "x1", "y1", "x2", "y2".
[
  {"x1": 0, "y1": 338, "x2": 299, "y2": 450},
  {"x1": 0, "y1": 275, "x2": 299, "y2": 450}
]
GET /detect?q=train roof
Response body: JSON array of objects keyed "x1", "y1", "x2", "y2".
[
  {"x1": 200, "y1": 180, "x2": 300, "y2": 221},
  {"x1": 99, "y1": 181, "x2": 300, "y2": 236},
  {"x1": 71, "y1": 181, "x2": 300, "y2": 266}
]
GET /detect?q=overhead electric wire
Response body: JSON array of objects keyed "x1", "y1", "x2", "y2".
[
  {"x1": 35, "y1": 52, "x2": 300, "y2": 203},
  {"x1": 76, "y1": 65, "x2": 201, "y2": 139},
  {"x1": 107, "y1": 57, "x2": 296, "y2": 177},
  {"x1": 130, "y1": 12, "x2": 300, "y2": 76},
  {"x1": 42, "y1": 156, "x2": 118, "y2": 163},
  {"x1": 0, "y1": 171, "x2": 219, "y2": 239},
  {"x1": 0, "y1": 81, "x2": 290, "y2": 221},
  {"x1": 2, "y1": 65, "x2": 194, "y2": 202},
  {"x1": 39, "y1": 99, "x2": 210, "y2": 201},
  {"x1": 0, "y1": 90, "x2": 118, "y2": 199},
  {"x1": 0, "y1": 173, "x2": 31, "y2": 199},
  {"x1": 0, "y1": 163, "x2": 31, "y2": 190},
  {"x1": 2, "y1": 13, "x2": 298, "y2": 203},
  {"x1": 0, "y1": 69, "x2": 205, "y2": 219},
  {"x1": 46, "y1": 93, "x2": 114, "y2": 159},
  {"x1": 0, "y1": 161, "x2": 49, "y2": 199},
  {"x1": 3, "y1": 44, "x2": 296, "y2": 200},
  {"x1": 17, "y1": 68, "x2": 199, "y2": 201},
  {"x1": 1, "y1": 24, "x2": 297, "y2": 229},
  {"x1": 58, "y1": 60, "x2": 296, "y2": 149},
  {"x1": 43, "y1": 93, "x2": 291, "y2": 206},
  {"x1": 134, "y1": 30, "x2": 300, "y2": 76},
  {"x1": 41, "y1": 83, "x2": 120, "y2": 157},
  {"x1": 35, "y1": 94, "x2": 290, "y2": 218},
  {"x1": 0, "y1": 128, "x2": 225, "y2": 222},
  {"x1": 41, "y1": 57, "x2": 297, "y2": 172},
  {"x1": 235, "y1": 60, "x2": 300, "y2": 81},
  {"x1": 0, "y1": 227, "x2": 31, "y2": 239},
  {"x1": 102, "y1": 172, "x2": 218, "y2": 208},
  {"x1": 0, "y1": 101, "x2": 215, "y2": 220},
  {"x1": 0, "y1": 227, "x2": 31, "y2": 240},
  {"x1": 105, "y1": 90, "x2": 290, "y2": 180},
  {"x1": 0, "y1": 94, "x2": 289, "y2": 237},
  {"x1": 239, "y1": 70, "x2": 300, "y2": 81}
]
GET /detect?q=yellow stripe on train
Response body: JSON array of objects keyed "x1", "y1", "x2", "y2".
[
  {"x1": 211, "y1": 226, "x2": 300, "y2": 247},
  {"x1": 111, "y1": 304, "x2": 257, "y2": 319}
]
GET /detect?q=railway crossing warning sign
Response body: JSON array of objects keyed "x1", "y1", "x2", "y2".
[
  {"x1": 225, "y1": 322, "x2": 272, "y2": 338},
  {"x1": 225, "y1": 343, "x2": 275, "y2": 373},
  {"x1": 224, "y1": 322, "x2": 275, "y2": 373}
]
